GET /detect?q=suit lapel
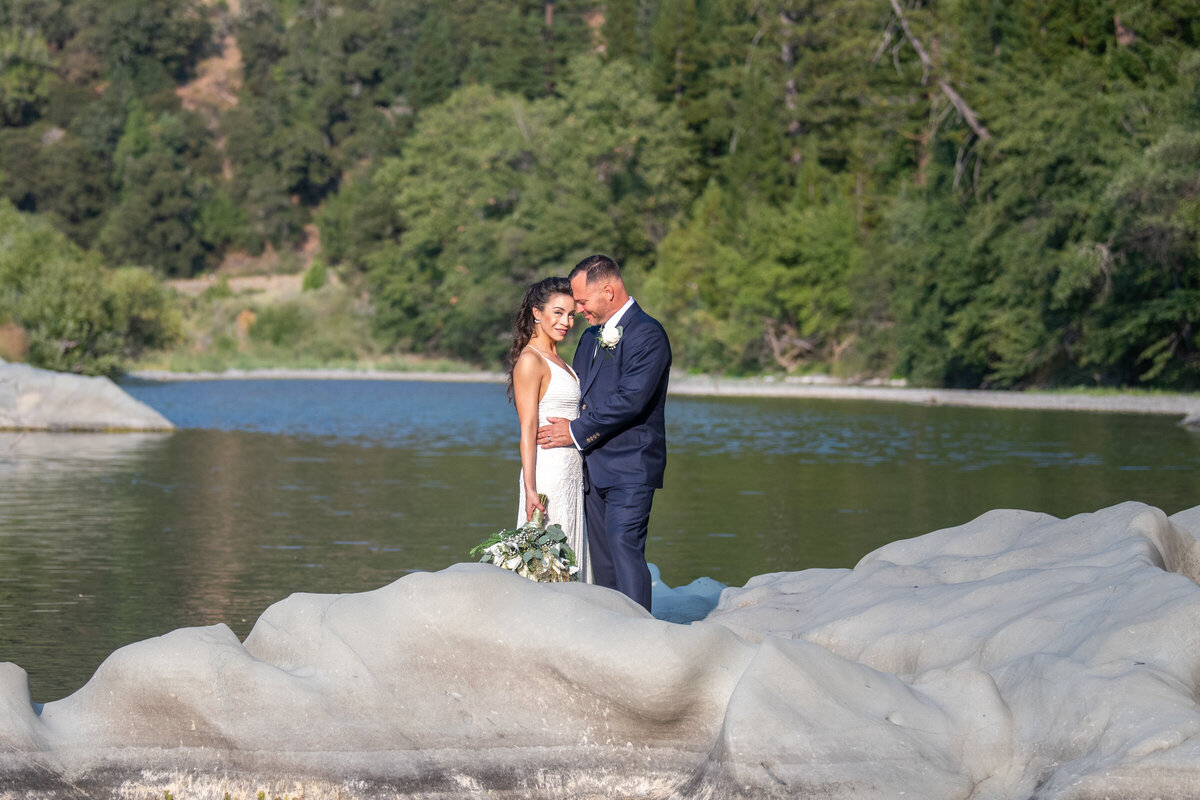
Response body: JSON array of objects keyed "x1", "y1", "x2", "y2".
[
  {"x1": 580, "y1": 303, "x2": 640, "y2": 398},
  {"x1": 575, "y1": 326, "x2": 598, "y2": 395},
  {"x1": 579, "y1": 326, "x2": 602, "y2": 397}
]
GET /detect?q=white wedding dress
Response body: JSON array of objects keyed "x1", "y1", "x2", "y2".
[{"x1": 517, "y1": 348, "x2": 591, "y2": 583}]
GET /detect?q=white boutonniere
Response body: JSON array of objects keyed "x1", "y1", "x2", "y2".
[{"x1": 598, "y1": 325, "x2": 623, "y2": 353}]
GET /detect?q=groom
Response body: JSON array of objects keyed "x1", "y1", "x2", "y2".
[{"x1": 537, "y1": 254, "x2": 671, "y2": 611}]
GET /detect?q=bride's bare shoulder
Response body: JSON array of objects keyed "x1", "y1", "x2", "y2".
[{"x1": 513, "y1": 348, "x2": 549, "y2": 382}]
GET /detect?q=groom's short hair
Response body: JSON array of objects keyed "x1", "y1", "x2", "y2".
[{"x1": 569, "y1": 254, "x2": 622, "y2": 286}]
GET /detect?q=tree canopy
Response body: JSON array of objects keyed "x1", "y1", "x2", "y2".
[{"x1": 0, "y1": 0, "x2": 1195, "y2": 387}]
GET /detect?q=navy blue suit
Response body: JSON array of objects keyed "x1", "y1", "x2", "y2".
[{"x1": 570, "y1": 302, "x2": 670, "y2": 610}]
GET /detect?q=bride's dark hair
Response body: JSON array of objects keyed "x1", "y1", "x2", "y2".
[{"x1": 507, "y1": 276, "x2": 573, "y2": 403}]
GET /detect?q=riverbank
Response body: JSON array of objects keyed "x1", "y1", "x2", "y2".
[
  {"x1": 669, "y1": 374, "x2": 1200, "y2": 420},
  {"x1": 125, "y1": 367, "x2": 1200, "y2": 422}
]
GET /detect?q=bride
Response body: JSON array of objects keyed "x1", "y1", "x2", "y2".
[{"x1": 508, "y1": 276, "x2": 591, "y2": 583}]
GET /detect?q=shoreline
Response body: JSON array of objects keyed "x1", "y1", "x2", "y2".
[{"x1": 125, "y1": 368, "x2": 1200, "y2": 421}]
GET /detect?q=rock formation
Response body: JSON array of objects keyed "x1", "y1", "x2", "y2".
[
  {"x1": 2, "y1": 502, "x2": 1199, "y2": 799},
  {"x1": 0, "y1": 360, "x2": 173, "y2": 431}
]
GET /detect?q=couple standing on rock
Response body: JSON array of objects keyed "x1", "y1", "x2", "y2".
[{"x1": 507, "y1": 254, "x2": 671, "y2": 611}]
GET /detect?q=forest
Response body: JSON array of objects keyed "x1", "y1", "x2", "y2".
[{"x1": 0, "y1": 0, "x2": 1197, "y2": 389}]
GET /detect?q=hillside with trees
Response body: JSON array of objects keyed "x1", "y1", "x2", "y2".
[{"x1": 1, "y1": 1, "x2": 1196, "y2": 388}]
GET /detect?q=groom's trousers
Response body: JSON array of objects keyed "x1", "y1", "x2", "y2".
[{"x1": 585, "y1": 484, "x2": 655, "y2": 611}]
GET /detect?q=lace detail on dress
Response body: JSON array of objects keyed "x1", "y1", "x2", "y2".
[{"x1": 517, "y1": 348, "x2": 591, "y2": 583}]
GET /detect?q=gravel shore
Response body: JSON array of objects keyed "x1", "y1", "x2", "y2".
[
  {"x1": 126, "y1": 368, "x2": 1200, "y2": 424},
  {"x1": 669, "y1": 374, "x2": 1200, "y2": 422}
]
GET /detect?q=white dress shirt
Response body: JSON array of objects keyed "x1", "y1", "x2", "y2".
[{"x1": 604, "y1": 296, "x2": 636, "y2": 338}]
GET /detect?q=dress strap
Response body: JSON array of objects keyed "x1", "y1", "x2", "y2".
[
  {"x1": 524, "y1": 346, "x2": 578, "y2": 382},
  {"x1": 523, "y1": 346, "x2": 552, "y2": 365}
]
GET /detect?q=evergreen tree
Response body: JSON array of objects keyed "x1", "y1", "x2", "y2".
[
  {"x1": 410, "y1": 7, "x2": 456, "y2": 109},
  {"x1": 649, "y1": 0, "x2": 700, "y2": 104},
  {"x1": 0, "y1": 26, "x2": 56, "y2": 126},
  {"x1": 82, "y1": 0, "x2": 213, "y2": 93},
  {"x1": 603, "y1": 0, "x2": 639, "y2": 62}
]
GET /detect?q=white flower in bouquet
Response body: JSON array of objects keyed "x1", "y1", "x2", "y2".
[{"x1": 470, "y1": 494, "x2": 579, "y2": 582}]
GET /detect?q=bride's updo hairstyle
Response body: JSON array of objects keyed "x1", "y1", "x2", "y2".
[{"x1": 506, "y1": 276, "x2": 573, "y2": 403}]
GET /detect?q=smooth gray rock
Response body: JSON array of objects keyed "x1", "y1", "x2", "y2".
[
  {"x1": 3, "y1": 502, "x2": 1200, "y2": 799},
  {"x1": 0, "y1": 361, "x2": 172, "y2": 431}
]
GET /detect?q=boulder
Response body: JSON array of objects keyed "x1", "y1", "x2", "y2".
[
  {"x1": 2, "y1": 502, "x2": 1200, "y2": 799},
  {"x1": 0, "y1": 360, "x2": 172, "y2": 431}
]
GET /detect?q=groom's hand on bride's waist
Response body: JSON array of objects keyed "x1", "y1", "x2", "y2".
[{"x1": 538, "y1": 417, "x2": 577, "y2": 449}]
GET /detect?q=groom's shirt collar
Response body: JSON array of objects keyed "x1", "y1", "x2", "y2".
[{"x1": 604, "y1": 297, "x2": 636, "y2": 334}]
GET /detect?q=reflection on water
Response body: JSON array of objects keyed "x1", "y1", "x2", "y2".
[
  {"x1": 122, "y1": 378, "x2": 516, "y2": 451},
  {"x1": 0, "y1": 431, "x2": 173, "y2": 468},
  {"x1": 1, "y1": 379, "x2": 1198, "y2": 701}
]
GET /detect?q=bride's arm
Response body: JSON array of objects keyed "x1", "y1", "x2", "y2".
[{"x1": 512, "y1": 352, "x2": 547, "y2": 520}]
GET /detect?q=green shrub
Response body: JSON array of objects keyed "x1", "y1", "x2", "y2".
[
  {"x1": 301, "y1": 258, "x2": 327, "y2": 292},
  {"x1": 105, "y1": 266, "x2": 183, "y2": 354},
  {"x1": 249, "y1": 303, "x2": 306, "y2": 347},
  {"x1": 0, "y1": 199, "x2": 181, "y2": 375}
]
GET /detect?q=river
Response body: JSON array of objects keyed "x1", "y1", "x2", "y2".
[{"x1": 1, "y1": 378, "x2": 1196, "y2": 700}]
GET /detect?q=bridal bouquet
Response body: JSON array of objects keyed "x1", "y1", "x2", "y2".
[{"x1": 470, "y1": 494, "x2": 579, "y2": 582}]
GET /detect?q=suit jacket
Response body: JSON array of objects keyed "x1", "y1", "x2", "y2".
[{"x1": 569, "y1": 302, "x2": 671, "y2": 490}]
